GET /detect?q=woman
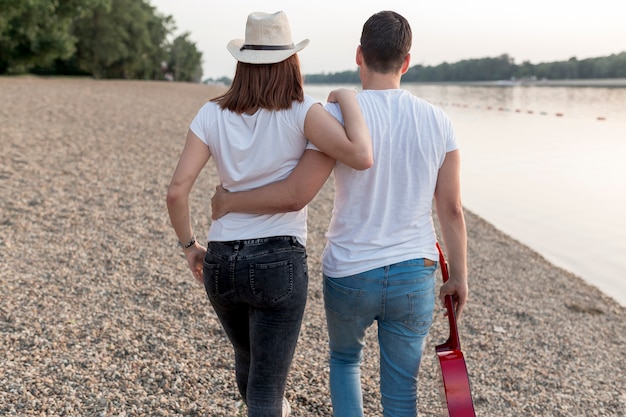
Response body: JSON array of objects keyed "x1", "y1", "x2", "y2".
[{"x1": 166, "y1": 11, "x2": 372, "y2": 417}]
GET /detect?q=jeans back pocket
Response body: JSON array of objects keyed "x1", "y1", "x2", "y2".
[{"x1": 249, "y1": 259, "x2": 294, "y2": 306}]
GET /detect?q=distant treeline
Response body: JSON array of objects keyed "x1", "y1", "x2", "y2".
[
  {"x1": 0, "y1": 0, "x2": 203, "y2": 81},
  {"x1": 303, "y1": 52, "x2": 626, "y2": 84}
]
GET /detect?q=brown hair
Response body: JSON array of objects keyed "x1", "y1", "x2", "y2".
[
  {"x1": 360, "y1": 11, "x2": 412, "y2": 74},
  {"x1": 212, "y1": 54, "x2": 304, "y2": 113}
]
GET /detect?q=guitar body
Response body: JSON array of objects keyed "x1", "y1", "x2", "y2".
[
  {"x1": 435, "y1": 243, "x2": 476, "y2": 417},
  {"x1": 436, "y1": 343, "x2": 476, "y2": 417}
]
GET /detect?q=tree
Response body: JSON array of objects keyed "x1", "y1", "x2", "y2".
[
  {"x1": 166, "y1": 33, "x2": 203, "y2": 82},
  {"x1": 0, "y1": 0, "x2": 203, "y2": 80},
  {"x1": 0, "y1": 0, "x2": 100, "y2": 73},
  {"x1": 71, "y1": 0, "x2": 173, "y2": 79},
  {"x1": 306, "y1": 52, "x2": 626, "y2": 83}
]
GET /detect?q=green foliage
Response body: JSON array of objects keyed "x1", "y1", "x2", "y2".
[
  {"x1": 1, "y1": 0, "x2": 621, "y2": 83},
  {"x1": 70, "y1": 0, "x2": 172, "y2": 78},
  {"x1": 527, "y1": 53, "x2": 626, "y2": 81},
  {"x1": 307, "y1": 52, "x2": 626, "y2": 84},
  {"x1": 167, "y1": 32, "x2": 203, "y2": 82},
  {"x1": 0, "y1": 0, "x2": 85, "y2": 73},
  {"x1": 0, "y1": 0, "x2": 202, "y2": 81}
]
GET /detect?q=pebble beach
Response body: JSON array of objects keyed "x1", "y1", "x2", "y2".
[{"x1": 1, "y1": 77, "x2": 624, "y2": 416}]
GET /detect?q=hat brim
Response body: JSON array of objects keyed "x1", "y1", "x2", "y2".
[{"x1": 227, "y1": 39, "x2": 309, "y2": 64}]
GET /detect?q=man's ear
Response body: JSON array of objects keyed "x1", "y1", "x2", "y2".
[
  {"x1": 356, "y1": 45, "x2": 363, "y2": 66},
  {"x1": 401, "y1": 53, "x2": 411, "y2": 74}
]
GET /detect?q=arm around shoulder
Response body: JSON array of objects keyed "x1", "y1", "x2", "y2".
[{"x1": 304, "y1": 89, "x2": 372, "y2": 170}]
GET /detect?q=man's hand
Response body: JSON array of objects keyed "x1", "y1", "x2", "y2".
[
  {"x1": 327, "y1": 87, "x2": 356, "y2": 104},
  {"x1": 439, "y1": 277, "x2": 468, "y2": 321},
  {"x1": 211, "y1": 185, "x2": 230, "y2": 220}
]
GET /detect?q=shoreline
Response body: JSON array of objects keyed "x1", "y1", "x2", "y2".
[
  {"x1": 419, "y1": 78, "x2": 626, "y2": 88},
  {"x1": 1, "y1": 78, "x2": 624, "y2": 416},
  {"x1": 304, "y1": 77, "x2": 626, "y2": 88}
]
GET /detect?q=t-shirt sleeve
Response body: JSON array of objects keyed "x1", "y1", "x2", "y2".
[
  {"x1": 304, "y1": 101, "x2": 345, "y2": 152},
  {"x1": 323, "y1": 102, "x2": 343, "y2": 124},
  {"x1": 444, "y1": 116, "x2": 459, "y2": 153},
  {"x1": 299, "y1": 95, "x2": 320, "y2": 126},
  {"x1": 302, "y1": 95, "x2": 324, "y2": 151},
  {"x1": 189, "y1": 102, "x2": 212, "y2": 146},
  {"x1": 305, "y1": 141, "x2": 321, "y2": 151}
]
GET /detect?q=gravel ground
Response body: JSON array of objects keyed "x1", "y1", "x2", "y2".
[{"x1": 1, "y1": 77, "x2": 624, "y2": 417}]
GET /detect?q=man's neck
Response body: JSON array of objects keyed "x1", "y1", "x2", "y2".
[{"x1": 360, "y1": 70, "x2": 402, "y2": 91}]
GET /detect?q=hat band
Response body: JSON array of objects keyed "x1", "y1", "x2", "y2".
[{"x1": 240, "y1": 43, "x2": 295, "y2": 51}]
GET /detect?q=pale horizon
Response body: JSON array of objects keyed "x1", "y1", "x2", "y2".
[{"x1": 149, "y1": 0, "x2": 626, "y2": 80}]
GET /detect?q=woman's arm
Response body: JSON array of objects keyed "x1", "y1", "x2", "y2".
[
  {"x1": 304, "y1": 88, "x2": 373, "y2": 170},
  {"x1": 166, "y1": 130, "x2": 211, "y2": 282}
]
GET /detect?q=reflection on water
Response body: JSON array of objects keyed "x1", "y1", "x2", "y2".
[
  {"x1": 305, "y1": 83, "x2": 626, "y2": 306},
  {"x1": 408, "y1": 83, "x2": 626, "y2": 121}
]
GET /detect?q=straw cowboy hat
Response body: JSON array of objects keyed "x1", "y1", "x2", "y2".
[{"x1": 227, "y1": 11, "x2": 309, "y2": 64}]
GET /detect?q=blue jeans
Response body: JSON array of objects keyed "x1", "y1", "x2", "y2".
[
  {"x1": 203, "y1": 236, "x2": 308, "y2": 417},
  {"x1": 323, "y1": 258, "x2": 437, "y2": 417}
]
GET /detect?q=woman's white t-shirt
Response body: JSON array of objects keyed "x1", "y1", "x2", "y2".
[{"x1": 189, "y1": 96, "x2": 318, "y2": 245}]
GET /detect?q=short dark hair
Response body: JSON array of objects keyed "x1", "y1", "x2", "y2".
[
  {"x1": 213, "y1": 54, "x2": 304, "y2": 113},
  {"x1": 360, "y1": 11, "x2": 412, "y2": 74}
]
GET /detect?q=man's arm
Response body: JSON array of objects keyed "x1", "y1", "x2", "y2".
[
  {"x1": 304, "y1": 89, "x2": 372, "y2": 170},
  {"x1": 211, "y1": 149, "x2": 335, "y2": 219},
  {"x1": 434, "y1": 150, "x2": 469, "y2": 320}
]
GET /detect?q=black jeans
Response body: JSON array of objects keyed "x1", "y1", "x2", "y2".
[{"x1": 203, "y1": 236, "x2": 308, "y2": 417}]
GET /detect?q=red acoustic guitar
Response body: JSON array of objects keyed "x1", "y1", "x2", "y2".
[{"x1": 435, "y1": 243, "x2": 476, "y2": 417}]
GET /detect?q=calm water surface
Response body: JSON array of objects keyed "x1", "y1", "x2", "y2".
[{"x1": 305, "y1": 83, "x2": 626, "y2": 306}]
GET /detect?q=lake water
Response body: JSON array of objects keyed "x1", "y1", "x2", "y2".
[{"x1": 305, "y1": 82, "x2": 626, "y2": 307}]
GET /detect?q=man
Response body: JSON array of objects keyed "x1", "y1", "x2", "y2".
[{"x1": 211, "y1": 11, "x2": 468, "y2": 417}]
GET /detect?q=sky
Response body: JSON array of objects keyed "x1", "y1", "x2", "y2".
[{"x1": 149, "y1": 0, "x2": 626, "y2": 80}]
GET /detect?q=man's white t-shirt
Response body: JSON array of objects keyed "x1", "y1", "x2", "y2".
[
  {"x1": 322, "y1": 89, "x2": 458, "y2": 277},
  {"x1": 189, "y1": 96, "x2": 318, "y2": 245}
]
